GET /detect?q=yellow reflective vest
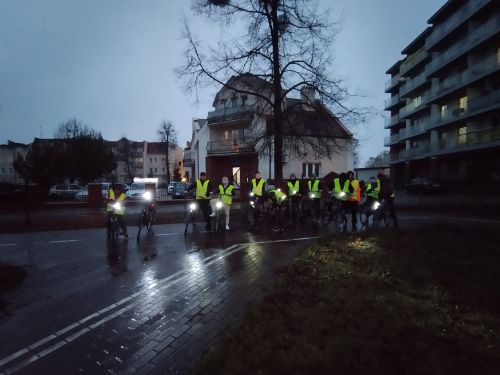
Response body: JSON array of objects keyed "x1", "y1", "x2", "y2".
[
  {"x1": 107, "y1": 189, "x2": 126, "y2": 215},
  {"x1": 251, "y1": 178, "x2": 265, "y2": 196},
  {"x1": 218, "y1": 184, "x2": 234, "y2": 205},
  {"x1": 307, "y1": 179, "x2": 320, "y2": 199},
  {"x1": 196, "y1": 179, "x2": 210, "y2": 199},
  {"x1": 287, "y1": 180, "x2": 300, "y2": 196},
  {"x1": 333, "y1": 178, "x2": 350, "y2": 201}
]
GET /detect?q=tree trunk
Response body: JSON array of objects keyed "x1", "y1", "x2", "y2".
[{"x1": 166, "y1": 139, "x2": 171, "y2": 185}]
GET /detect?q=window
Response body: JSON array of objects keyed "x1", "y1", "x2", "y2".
[
  {"x1": 459, "y1": 96, "x2": 467, "y2": 111},
  {"x1": 155, "y1": 168, "x2": 157, "y2": 172},
  {"x1": 150, "y1": 168, "x2": 153, "y2": 174},
  {"x1": 441, "y1": 104, "x2": 448, "y2": 120},
  {"x1": 458, "y1": 126, "x2": 467, "y2": 145},
  {"x1": 302, "y1": 163, "x2": 321, "y2": 178},
  {"x1": 162, "y1": 168, "x2": 165, "y2": 172},
  {"x1": 154, "y1": 157, "x2": 157, "y2": 163},
  {"x1": 150, "y1": 158, "x2": 152, "y2": 163}
]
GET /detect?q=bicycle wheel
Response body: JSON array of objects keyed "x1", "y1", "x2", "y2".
[
  {"x1": 184, "y1": 212, "x2": 191, "y2": 236},
  {"x1": 334, "y1": 211, "x2": 347, "y2": 234},
  {"x1": 213, "y1": 210, "x2": 220, "y2": 233},
  {"x1": 146, "y1": 210, "x2": 154, "y2": 232},
  {"x1": 247, "y1": 205, "x2": 257, "y2": 230},
  {"x1": 137, "y1": 214, "x2": 143, "y2": 242},
  {"x1": 320, "y1": 203, "x2": 331, "y2": 227},
  {"x1": 358, "y1": 202, "x2": 370, "y2": 227}
]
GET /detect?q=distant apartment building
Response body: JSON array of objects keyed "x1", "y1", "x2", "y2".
[
  {"x1": 385, "y1": 0, "x2": 500, "y2": 187},
  {"x1": 0, "y1": 141, "x2": 28, "y2": 184}
]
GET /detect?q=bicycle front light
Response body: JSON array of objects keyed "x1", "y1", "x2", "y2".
[
  {"x1": 250, "y1": 201, "x2": 255, "y2": 207},
  {"x1": 112, "y1": 202, "x2": 122, "y2": 210},
  {"x1": 249, "y1": 192, "x2": 254, "y2": 197},
  {"x1": 216, "y1": 201, "x2": 223, "y2": 209},
  {"x1": 189, "y1": 203, "x2": 197, "y2": 211},
  {"x1": 338, "y1": 192, "x2": 346, "y2": 198},
  {"x1": 143, "y1": 191, "x2": 152, "y2": 201},
  {"x1": 372, "y1": 201, "x2": 381, "y2": 210}
]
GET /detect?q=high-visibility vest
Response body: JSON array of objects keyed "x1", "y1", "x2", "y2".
[
  {"x1": 218, "y1": 184, "x2": 234, "y2": 205},
  {"x1": 269, "y1": 189, "x2": 286, "y2": 203},
  {"x1": 333, "y1": 178, "x2": 350, "y2": 201},
  {"x1": 307, "y1": 179, "x2": 320, "y2": 199},
  {"x1": 251, "y1": 178, "x2": 265, "y2": 196},
  {"x1": 107, "y1": 189, "x2": 126, "y2": 215},
  {"x1": 196, "y1": 179, "x2": 210, "y2": 199},
  {"x1": 287, "y1": 180, "x2": 300, "y2": 196},
  {"x1": 347, "y1": 179, "x2": 361, "y2": 202},
  {"x1": 366, "y1": 181, "x2": 380, "y2": 199}
]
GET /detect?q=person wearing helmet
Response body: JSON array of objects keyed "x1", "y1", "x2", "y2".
[{"x1": 345, "y1": 170, "x2": 361, "y2": 230}]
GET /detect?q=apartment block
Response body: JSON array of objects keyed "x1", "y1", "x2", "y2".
[{"x1": 385, "y1": 0, "x2": 500, "y2": 188}]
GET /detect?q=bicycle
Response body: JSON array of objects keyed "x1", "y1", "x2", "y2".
[
  {"x1": 212, "y1": 200, "x2": 225, "y2": 233},
  {"x1": 286, "y1": 193, "x2": 302, "y2": 227},
  {"x1": 321, "y1": 193, "x2": 348, "y2": 234},
  {"x1": 267, "y1": 196, "x2": 286, "y2": 232},
  {"x1": 107, "y1": 202, "x2": 126, "y2": 245},
  {"x1": 303, "y1": 192, "x2": 321, "y2": 226},
  {"x1": 184, "y1": 200, "x2": 198, "y2": 236},
  {"x1": 358, "y1": 198, "x2": 378, "y2": 229},
  {"x1": 137, "y1": 191, "x2": 156, "y2": 242},
  {"x1": 372, "y1": 198, "x2": 397, "y2": 230},
  {"x1": 246, "y1": 193, "x2": 263, "y2": 230}
]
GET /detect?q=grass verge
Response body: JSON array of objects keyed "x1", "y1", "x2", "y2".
[{"x1": 195, "y1": 226, "x2": 500, "y2": 375}]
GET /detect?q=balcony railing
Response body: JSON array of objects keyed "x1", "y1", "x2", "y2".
[
  {"x1": 384, "y1": 134, "x2": 399, "y2": 146},
  {"x1": 207, "y1": 140, "x2": 255, "y2": 155},
  {"x1": 207, "y1": 104, "x2": 256, "y2": 123},
  {"x1": 400, "y1": 47, "x2": 428, "y2": 75},
  {"x1": 427, "y1": 15, "x2": 499, "y2": 75},
  {"x1": 400, "y1": 72, "x2": 428, "y2": 97},
  {"x1": 384, "y1": 74, "x2": 402, "y2": 92},
  {"x1": 384, "y1": 94, "x2": 403, "y2": 110},
  {"x1": 426, "y1": 0, "x2": 490, "y2": 48},
  {"x1": 400, "y1": 93, "x2": 431, "y2": 119},
  {"x1": 183, "y1": 150, "x2": 195, "y2": 163},
  {"x1": 384, "y1": 114, "x2": 401, "y2": 128},
  {"x1": 468, "y1": 89, "x2": 500, "y2": 112},
  {"x1": 438, "y1": 127, "x2": 500, "y2": 152}
]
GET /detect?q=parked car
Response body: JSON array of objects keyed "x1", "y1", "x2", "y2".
[
  {"x1": 168, "y1": 182, "x2": 189, "y2": 199},
  {"x1": 126, "y1": 182, "x2": 148, "y2": 200},
  {"x1": 406, "y1": 177, "x2": 444, "y2": 194},
  {"x1": 75, "y1": 183, "x2": 114, "y2": 201},
  {"x1": 48, "y1": 184, "x2": 83, "y2": 200}
]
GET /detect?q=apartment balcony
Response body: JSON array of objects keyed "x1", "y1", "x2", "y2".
[
  {"x1": 427, "y1": 15, "x2": 500, "y2": 76},
  {"x1": 183, "y1": 150, "x2": 195, "y2": 164},
  {"x1": 400, "y1": 72, "x2": 429, "y2": 98},
  {"x1": 384, "y1": 94, "x2": 404, "y2": 110},
  {"x1": 399, "y1": 121, "x2": 430, "y2": 141},
  {"x1": 399, "y1": 93, "x2": 431, "y2": 119},
  {"x1": 437, "y1": 126, "x2": 500, "y2": 155},
  {"x1": 384, "y1": 114, "x2": 402, "y2": 129},
  {"x1": 207, "y1": 140, "x2": 255, "y2": 155},
  {"x1": 384, "y1": 134, "x2": 399, "y2": 147},
  {"x1": 207, "y1": 104, "x2": 256, "y2": 124},
  {"x1": 429, "y1": 90, "x2": 500, "y2": 129},
  {"x1": 400, "y1": 47, "x2": 428, "y2": 75},
  {"x1": 384, "y1": 74, "x2": 403, "y2": 93},
  {"x1": 426, "y1": 0, "x2": 490, "y2": 49}
]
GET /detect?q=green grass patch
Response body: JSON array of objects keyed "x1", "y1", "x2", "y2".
[{"x1": 195, "y1": 226, "x2": 500, "y2": 375}]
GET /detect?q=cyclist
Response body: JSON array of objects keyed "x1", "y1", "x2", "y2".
[
  {"x1": 345, "y1": 170, "x2": 361, "y2": 230},
  {"x1": 250, "y1": 171, "x2": 266, "y2": 208},
  {"x1": 106, "y1": 184, "x2": 128, "y2": 239},
  {"x1": 186, "y1": 172, "x2": 213, "y2": 230},
  {"x1": 362, "y1": 176, "x2": 381, "y2": 221},
  {"x1": 210, "y1": 176, "x2": 233, "y2": 230},
  {"x1": 378, "y1": 172, "x2": 398, "y2": 228},
  {"x1": 307, "y1": 174, "x2": 321, "y2": 224},
  {"x1": 287, "y1": 173, "x2": 302, "y2": 224}
]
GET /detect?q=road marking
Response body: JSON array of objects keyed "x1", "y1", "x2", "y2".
[
  {"x1": 0, "y1": 243, "x2": 16, "y2": 247},
  {"x1": 155, "y1": 233, "x2": 180, "y2": 236},
  {"x1": 0, "y1": 236, "x2": 317, "y2": 372},
  {"x1": 400, "y1": 216, "x2": 500, "y2": 224},
  {"x1": 48, "y1": 240, "x2": 81, "y2": 244}
]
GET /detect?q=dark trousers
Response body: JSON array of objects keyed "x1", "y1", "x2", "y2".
[
  {"x1": 386, "y1": 197, "x2": 398, "y2": 227},
  {"x1": 198, "y1": 199, "x2": 212, "y2": 225},
  {"x1": 343, "y1": 201, "x2": 358, "y2": 226}
]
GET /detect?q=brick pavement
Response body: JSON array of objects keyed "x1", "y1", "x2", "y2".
[{"x1": 2, "y1": 237, "x2": 312, "y2": 375}]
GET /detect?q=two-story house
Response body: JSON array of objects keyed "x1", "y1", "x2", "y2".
[
  {"x1": 188, "y1": 73, "x2": 354, "y2": 188},
  {"x1": 0, "y1": 141, "x2": 29, "y2": 184}
]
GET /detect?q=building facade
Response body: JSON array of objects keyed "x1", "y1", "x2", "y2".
[
  {"x1": 385, "y1": 0, "x2": 500, "y2": 188},
  {"x1": 187, "y1": 73, "x2": 354, "y2": 188},
  {"x1": 0, "y1": 141, "x2": 28, "y2": 184}
]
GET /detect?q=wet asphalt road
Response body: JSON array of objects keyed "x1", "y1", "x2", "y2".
[{"x1": 0, "y1": 213, "x2": 499, "y2": 374}]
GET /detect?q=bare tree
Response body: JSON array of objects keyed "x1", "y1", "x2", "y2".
[
  {"x1": 158, "y1": 120, "x2": 178, "y2": 185},
  {"x1": 178, "y1": 0, "x2": 367, "y2": 182},
  {"x1": 365, "y1": 150, "x2": 389, "y2": 168}
]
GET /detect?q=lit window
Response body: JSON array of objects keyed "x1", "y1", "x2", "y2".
[
  {"x1": 441, "y1": 105, "x2": 448, "y2": 120},
  {"x1": 458, "y1": 126, "x2": 467, "y2": 145},
  {"x1": 459, "y1": 96, "x2": 467, "y2": 111}
]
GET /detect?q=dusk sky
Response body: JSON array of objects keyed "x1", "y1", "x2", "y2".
[{"x1": 0, "y1": 0, "x2": 444, "y2": 165}]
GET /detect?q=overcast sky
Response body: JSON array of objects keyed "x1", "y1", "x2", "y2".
[{"x1": 0, "y1": 0, "x2": 444, "y2": 165}]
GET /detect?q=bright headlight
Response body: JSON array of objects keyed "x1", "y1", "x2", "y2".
[
  {"x1": 216, "y1": 201, "x2": 223, "y2": 209},
  {"x1": 143, "y1": 191, "x2": 152, "y2": 201},
  {"x1": 189, "y1": 203, "x2": 197, "y2": 211},
  {"x1": 250, "y1": 201, "x2": 255, "y2": 207},
  {"x1": 113, "y1": 202, "x2": 122, "y2": 210},
  {"x1": 339, "y1": 192, "x2": 346, "y2": 198},
  {"x1": 249, "y1": 192, "x2": 254, "y2": 197},
  {"x1": 373, "y1": 201, "x2": 381, "y2": 210},
  {"x1": 291, "y1": 190, "x2": 296, "y2": 195}
]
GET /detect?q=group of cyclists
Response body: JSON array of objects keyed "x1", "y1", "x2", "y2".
[{"x1": 105, "y1": 168, "x2": 398, "y2": 238}]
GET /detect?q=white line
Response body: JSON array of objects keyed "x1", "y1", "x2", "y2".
[
  {"x1": 0, "y1": 244, "x2": 16, "y2": 247},
  {"x1": 155, "y1": 233, "x2": 180, "y2": 236},
  {"x1": 400, "y1": 216, "x2": 500, "y2": 224},
  {"x1": 0, "y1": 236, "x2": 316, "y2": 371},
  {"x1": 48, "y1": 240, "x2": 81, "y2": 244}
]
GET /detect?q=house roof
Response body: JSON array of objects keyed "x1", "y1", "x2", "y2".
[
  {"x1": 212, "y1": 73, "x2": 272, "y2": 107},
  {"x1": 280, "y1": 98, "x2": 352, "y2": 139},
  {"x1": 146, "y1": 142, "x2": 168, "y2": 154}
]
